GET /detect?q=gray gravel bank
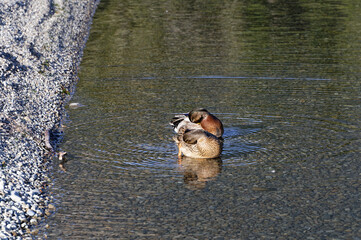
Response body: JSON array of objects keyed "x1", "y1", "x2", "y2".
[{"x1": 0, "y1": 0, "x2": 98, "y2": 238}]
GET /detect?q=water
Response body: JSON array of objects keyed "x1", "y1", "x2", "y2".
[{"x1": 46, "y1": 1, "x2": 360, "y2": 239}]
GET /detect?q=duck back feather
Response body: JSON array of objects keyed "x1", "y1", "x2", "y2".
[{"x1": 170, "y1": 114, "x2": 201, "y2": 133}]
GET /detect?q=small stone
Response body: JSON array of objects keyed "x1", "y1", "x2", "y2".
[
  {"x1": 58, "y1": 151, "x2": 67, "y2": 161},
  {"x1": 18, "y1": 214, "x2": 26, "y2": 222},
  {"x1": 44, "y1": 130, "x2": 53, "y2": 150},
  {"x1": 6, "y1": 223, "x2": 16, "y2": 230},
  {"x1": 26, "y1": 209, "x2": 36, "y2": 217},
  {"x1": 30, "y1": 229, "x2": 39, "y2": 235},
  {"x1": 69, "y1": 102, "x2": 84, "y2": 109},
  {"x1": 31, "y1": 204, "x2": 39, "y2": 211},
  {"x1": 48, "y1": 204, "x2": 56, "y2": 211},
  {"x1": 31, "y1": 174, "x2": 38, "y2": 181},
  {"x1": 30, "y1": 189, "x2": 41, "y2": 196},
  {"x1": 10, "y1": 215, "x2": 19, "y2": 223},
  {"x1": 29, "y1": 218, "x2": 37, "y2": 226},
  {"x1": 10, "y1": 192, "x2": 22, "y2": 203},
  {"x1": 45, "y1": 209, "x2": 51, "y2": 216},
  {"x1": 36, "y1": 209, "x2": 44, "y2": 217},
  {"x1": 0, "y1": 180, "x2": 5, "y2": 193},
  {"x1": 0, "y1": 231, "x2": 9, "y2": 239}
]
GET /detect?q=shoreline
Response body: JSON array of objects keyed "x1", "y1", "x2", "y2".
[{"x1": 0, "y1": 0, "x2": 98, "y2": 238}]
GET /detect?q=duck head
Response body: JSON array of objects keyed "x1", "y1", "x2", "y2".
[{"x1": 188, "y1": 108, "x2": 224, "y2": 138}]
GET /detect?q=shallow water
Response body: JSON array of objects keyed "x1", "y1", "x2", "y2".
[{"x1": 46, "y1": 0, "x2": 360, "y2": 239}]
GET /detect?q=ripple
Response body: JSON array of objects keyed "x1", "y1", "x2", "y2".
[
  {"x1": 175, "y1": 75, "x2": 332, "y2": 81},
  {"x1": 136, "y1": 75, "x2": 332, "y2": 81},
  {"x1": 221, "y1": 126, "x2": 264, "y2": 166},
  {"x1": 62, "y1": 112, "x2": 265, "y2": 174},
  {"x1": 63, "y1": 108, "x2": 359, "y2": 175}
]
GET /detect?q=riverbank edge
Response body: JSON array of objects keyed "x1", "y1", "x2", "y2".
[{"x1": 0, "y1": 0, "x2": 99, "y2": 238}]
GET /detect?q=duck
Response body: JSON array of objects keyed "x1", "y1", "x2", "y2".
[{"x1": 170, "y1": 108, "x2": 224, "y2": 159}]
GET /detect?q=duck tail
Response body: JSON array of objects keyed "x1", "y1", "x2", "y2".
[{"x1": 169, "y1": 114, "x2": 188, "y2": 133}]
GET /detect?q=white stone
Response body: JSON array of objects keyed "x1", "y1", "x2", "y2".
[
  {"x1": 0, "y1": 180, "x2": 5, "y2": 193},
  {"x1": 29, "y1": 218, "x2": 37, "y2": 225},
  {"x1": 10, "y1": 192, "x2": 22, "y2": 204},
  {"x1": 26, "y1": 209, "x2": 35, "y2": 217}
]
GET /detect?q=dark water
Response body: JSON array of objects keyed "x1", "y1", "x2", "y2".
[{"x1": 46, "y1": 0, "x2": 360, "y2": 239}]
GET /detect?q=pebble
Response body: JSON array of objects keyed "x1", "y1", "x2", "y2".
[
  {"x1": 29, "y1": 219, "x2": 37, "y2": 226},
  {"x1": 48, "y1": 204, "x2": 56, "y2": 211},
  {"x1": 10, "y1": 192, "x2": 22, "y2": 204},
  {"x1": 0, "y1": 180, "x2": 5, "y2": 193},
  {"x1": 29, "y1": 189, "x2": 41, "y2": 196},
  {"x1": 69, "y1": 102, "x2": 85, "y2": 109},
  {"x1": 18, "y1": 214, "x2": 26, "y2": 223},
  {"x1": 26, "y1": 210, "x2": 35, "y2": 217}
]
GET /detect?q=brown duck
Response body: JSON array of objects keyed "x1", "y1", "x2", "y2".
[{"x1": 170, "y1": 108, "x2": 224, "y2": 159}]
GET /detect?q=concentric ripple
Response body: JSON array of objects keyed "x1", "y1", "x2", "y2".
[{"x1": 61, "y1": 110, "x2": 266, "y2": 175}]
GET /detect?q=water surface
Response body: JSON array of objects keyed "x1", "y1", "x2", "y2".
[{"x1": 47, "y1": 0, "x2": 360, "y2": 239}]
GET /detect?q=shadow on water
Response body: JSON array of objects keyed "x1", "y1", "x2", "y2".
[{"x1": 45, "y1": 0, "x2": 361, "y2": 239}]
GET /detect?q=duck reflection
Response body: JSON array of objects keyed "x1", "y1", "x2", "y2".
[{"x1": 179, "y1": 157, "x2": 222, "y2": 190}]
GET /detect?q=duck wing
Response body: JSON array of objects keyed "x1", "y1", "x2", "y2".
[{"x1": 182, "y1": 129, "x2": 207, "y2": 144}]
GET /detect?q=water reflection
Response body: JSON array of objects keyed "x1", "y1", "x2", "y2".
[{"x1": 179, "y1": 157, "x2": 222, "y2": 190}]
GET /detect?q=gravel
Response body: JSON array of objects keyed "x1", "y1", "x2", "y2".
[{"x1": 0, "y1": 0, "x2": 98, "y2": 238}]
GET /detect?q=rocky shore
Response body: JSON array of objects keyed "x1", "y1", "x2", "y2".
[{"x1": 0, "y1": 0, "x2": 98, "y2": 238}]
